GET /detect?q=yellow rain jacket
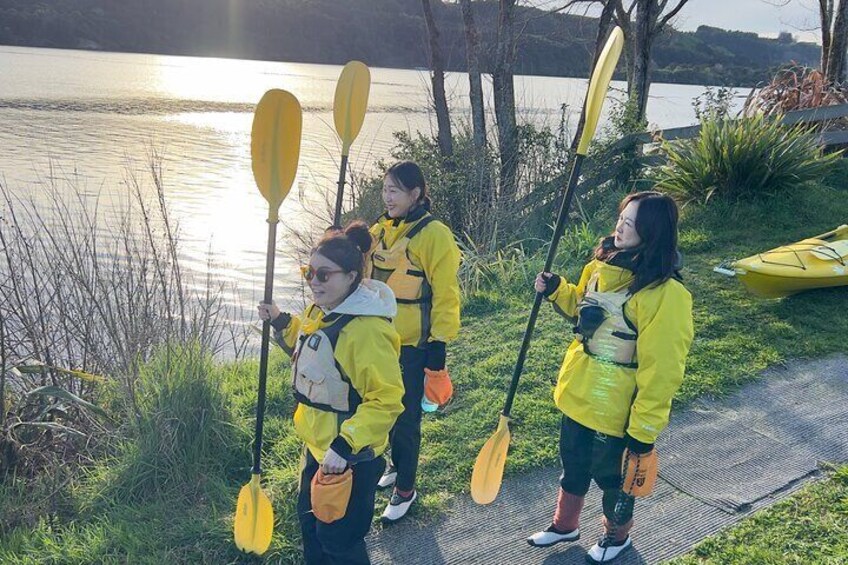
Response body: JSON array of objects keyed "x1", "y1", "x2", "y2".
[
  {"x1": 273, "y1": 279, "x2": 405, "y2": 462},
  {"x1": 547, "y1": 258, "x2": 694, "y2": 444},
  {"x1": 369, "y1": 207, "x2": 461, "y2": 348}
]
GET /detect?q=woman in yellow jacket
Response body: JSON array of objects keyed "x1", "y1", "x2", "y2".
[
  {"x1": 367, "y1": 161, "x2": 461, "y2": 522},
  {"x1": 526, "y1": 191, "x2": 694, "y2": 564},
  {"x1": 257, "y1": 222, "x2": 404, "y2": 564}
]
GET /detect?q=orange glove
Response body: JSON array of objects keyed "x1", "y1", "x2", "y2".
[
  {"x1": 423, "y1": 368, "x2": 453, "y2": 406},
  {"x1": 621, "y1": 447, "x2": 658, "y2": 497},
  {"x1": 311, "y1": 468, "x2": 353, "y2": 523}
]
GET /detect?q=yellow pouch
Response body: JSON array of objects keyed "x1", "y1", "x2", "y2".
[{"x1": 311, "y1": 468, "x2": 353, "y2": 523}]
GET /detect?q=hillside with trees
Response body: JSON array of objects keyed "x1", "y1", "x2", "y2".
[{"x1": 0, "y1": 0, "x2": 819, "y2": 87}]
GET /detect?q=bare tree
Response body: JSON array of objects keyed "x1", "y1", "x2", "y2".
[
  {"x1": 459, "y1": 0, "x2": 493, "y2": 230},
  {"x1": 421, "y1": 0, "x2": 454, "y2": 158},
  {"x1": 459, "y1": 0, "x2": 487, "y2": 150},
  {"x1": 820, "y1": 0, "x2": 848, "y2": 82},
  {"x1": 494, "y1": 0, "x2": 519, "y2": 201},
  {"x1": 615, "y1": 0, "x2": 690, "y2": 122}
]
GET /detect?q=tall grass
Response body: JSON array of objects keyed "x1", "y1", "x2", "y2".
[
  {"x1": 457, "y1": 222, "x2": 603, "y2": 296},
  {"x1": 98, "y1": 344, "x2": 245, "y2": 505}
]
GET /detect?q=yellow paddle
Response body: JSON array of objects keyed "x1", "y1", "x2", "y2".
[
  {"x1": 332, "y1": 60, "x2": 371, "y2": 228},
  {"x1": 234, "y1": 89, "x2": 302, "y2": 555},
  {"x1": 470, "y1": 27, "x2": 625, "y2": 505}
]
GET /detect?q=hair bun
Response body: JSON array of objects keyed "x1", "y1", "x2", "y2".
[{"x1": 344, "y1": 221, "x2": 373, "y2": 254}]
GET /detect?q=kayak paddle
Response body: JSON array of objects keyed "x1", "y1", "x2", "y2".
[
  {"x1": 332, "y1": 60, "x2": 371, "y2": 228},
  {"x1": 234, "y1": 89, "x2": 302, "y2": 555}
]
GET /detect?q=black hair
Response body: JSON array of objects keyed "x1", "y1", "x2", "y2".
[
  {"x1": 314, "y1": 221, "x2": 373, "y2": 288},
  {"x1": 385, "y1": 161, "x2": 432, "y2": 212},
  {"x1": 594, "y1": 191, "x2": 681, "y2": 294}
]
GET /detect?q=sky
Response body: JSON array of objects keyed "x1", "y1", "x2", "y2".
[{"x1": 530, "y1": 1, "x2": 823, "y2": 43}]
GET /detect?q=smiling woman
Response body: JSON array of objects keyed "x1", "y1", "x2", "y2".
[{"x1": 257, "y1": 221, "x2": 405, "y2": 564}]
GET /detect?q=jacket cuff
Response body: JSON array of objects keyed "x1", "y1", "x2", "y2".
[
  {"x1": 426, "y1": 340, "x2": 447, "y2": 371},
  {"x1": 329, "y1": 436, "x2": 354, "y2": 461},
  {"x1": 625, "y1": 433, "x2": 654, "y2": 454},
  {"x1": 542, "y1": 273, "x2": 561, "y2": 298},
  {"x1": 270, "y1": 312, "x2": 291, "y2": 332}
]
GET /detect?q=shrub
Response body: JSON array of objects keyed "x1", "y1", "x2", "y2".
[
  {"x1": 347, "y1": 122, "x2": 572, "y2": 252},
  {"x1": 744, "y1": 65, "x2": 848, "y2": 116},
  {"x1": 655, "y1": 114, "x2": 841, "y2": 204}
]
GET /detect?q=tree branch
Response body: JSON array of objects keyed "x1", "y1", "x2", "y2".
[{"x1": 657, "y1": 0, "x2": 690, "y2": 31}]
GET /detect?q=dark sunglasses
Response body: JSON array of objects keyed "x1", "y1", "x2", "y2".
[{"x1": 301, "y1": 265, "x2": 346, "y2": 283}]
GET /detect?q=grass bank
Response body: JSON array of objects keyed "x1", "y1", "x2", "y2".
[{"x1": 2, "y1": 176, "x2": 847, "y2": 563}]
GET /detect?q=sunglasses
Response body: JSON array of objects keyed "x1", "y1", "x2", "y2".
[{"x1": 301, "y1": 265, "x2": 347, "y2": 283}]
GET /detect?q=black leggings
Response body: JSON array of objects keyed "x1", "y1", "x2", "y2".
[
  {"x1": 388, "y1": 345, "x2": 428, "y2": 491},
  {"x1": 297, "y1": 449, "x2": 386, "y2": 564},
  {"x1": 558, "y1": 416, "x2": 634, "y2": 524}
]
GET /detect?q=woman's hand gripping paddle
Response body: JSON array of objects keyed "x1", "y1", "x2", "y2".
[
  {"x1": 470, "y1": 27, "x2": 625, "y2": 505},
  {"x1": 332, "y1": 60, "x2": 371, "y2": 228},
  {"x1": 234, "y1": 89, "x2": 302, "y2": 555}
]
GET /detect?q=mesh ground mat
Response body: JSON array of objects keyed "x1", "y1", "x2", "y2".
[
  {"x1": 368, "y1": 470, "x2": 812, "y2": 564},
  {"x1": 367, "y1": 354, "x2": 848, "y2": 564},
  {"x1": 657, "y1": 354, "x2": 848, "y2": 513}
]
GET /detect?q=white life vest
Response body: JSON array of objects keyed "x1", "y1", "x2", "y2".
[
  {"x1": 291, "y1": 309, "x2": 360, "y2": 414},
  {"x1": 574, "y1": 273, "x2": 638, "y2": 367}
]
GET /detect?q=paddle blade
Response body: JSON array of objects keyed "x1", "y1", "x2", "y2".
[
  {"x1": 234, "y1": 473, "x2": 274, "y2": 555},
  {"x1": 471, "y1": 415, "x2": 511, "y2": 505},
  {"x1": 251, "y1": 89, "x2": 302, "y2": 221},
  {"x1": 333, "y1": 61, "x2": 371, "y2": 155},
  {"x1": 577, "y1": 26, "x2": 625, "y2": 156}
]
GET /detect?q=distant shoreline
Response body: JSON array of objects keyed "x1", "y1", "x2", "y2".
[{"x1": 0, "y1": 43, "x2": 758, "y2": 90}]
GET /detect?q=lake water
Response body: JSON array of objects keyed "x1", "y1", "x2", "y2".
[{"x1": 0, "y1": 46, "x2": 744, "y2": 314}]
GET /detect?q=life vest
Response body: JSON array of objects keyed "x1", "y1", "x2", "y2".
[
  {"x1": 573, "y1": 272, "x2": 638, "y2": 367},
  {"x1": 291, "y1": 307, "x2": 360, "y2": 414},
  {"x1": 370, "y1": 215, "x2": 435, "y2": 347}
]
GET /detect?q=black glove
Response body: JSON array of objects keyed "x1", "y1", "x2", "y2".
[
  {"x1": 541, "y1": 273, "x2": 561, "y2": 297},
  {"x1": 270, "y1": 312, "x2": 292, "y2": 332},
  {"x1": 426, "y1": 340, "x2": 447, "y2": 371},
  {"x1": 625, "y1": 433, "x2": 654, "y2": 454}
]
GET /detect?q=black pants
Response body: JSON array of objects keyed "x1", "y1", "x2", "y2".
[
  {"x1": 297, "y1": 449, "x2": 385, "y2": 565},
  {"x1": 388, "y1": 345, "x2": 427, "y2": 491},
  {"x1": 558, "y1": 416, "x2": 634, "y2": 524}
]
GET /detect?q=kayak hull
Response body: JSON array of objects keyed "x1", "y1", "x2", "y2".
[{"x1": 717, "y1": 225, "x2": 848, "y2": 298}]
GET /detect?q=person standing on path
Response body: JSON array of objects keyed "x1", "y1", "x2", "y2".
[
  {"x1": 526, "y1": 191, "x2": 694, "y2": 564},
  {"x1": 368, "y1": 161, "x2": 462, "y2": 523},
  {"x1": 258, "y1": 222, "x2": 405, "y2": 564}
]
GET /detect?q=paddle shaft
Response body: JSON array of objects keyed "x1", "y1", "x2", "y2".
[
  {"x1": 253, "y1": 219, "x2": 278, "y2": 474},
  {"x1": 333, "y1": 153, "x2": 349, "y2": 229},
  {"x1": 502, "y1": 154, "x2": 586, "y2": 417}
]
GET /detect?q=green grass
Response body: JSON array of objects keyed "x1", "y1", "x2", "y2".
[
  {"x1": 1, "y1": 180, "x2": 847, "y2": 563},
  {"x1": 669, "y1": 465, "x2": 848, "y2": 565}
]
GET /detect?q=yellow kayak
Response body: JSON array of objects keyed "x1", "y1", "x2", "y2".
[{"x1": 714, "y1": 224, "x2": 848, "y2": 298}]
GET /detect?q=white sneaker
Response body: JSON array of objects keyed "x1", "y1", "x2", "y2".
[
  {"x1": 585, "y1": 535, "x2": 632, "y2": 563},
  {"x1": 380, "y1": 490, "x2": 417, "y2": 523},
  {"x1": 526, "y1": 524, "x2": 580, "y2": 547},
  {"x1": 377, "y1": 466, "x2": 397, "y2": 489}
]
